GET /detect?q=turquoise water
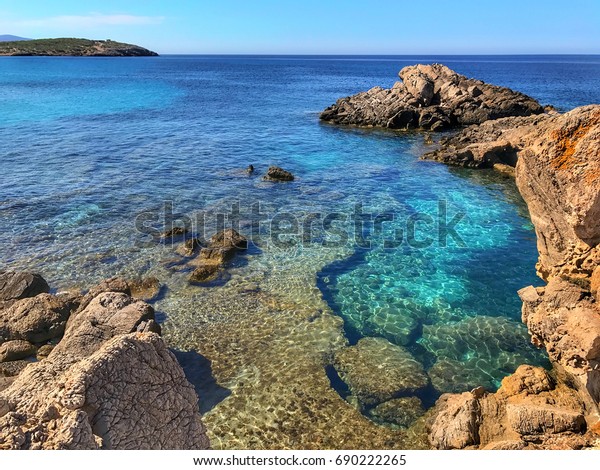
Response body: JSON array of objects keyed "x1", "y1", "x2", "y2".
[{"x1": 2, "y1": 55, "x2": 600, "y2": 413}]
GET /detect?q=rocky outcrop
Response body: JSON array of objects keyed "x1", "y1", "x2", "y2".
[
  {"x1": 320, "y1": 64, "x2": 543, "y2": 130},
  {"x1": 263, "y1": 166, "x2": 295, "y2": 182},
  {"x1": 0, "y1": 294, "x2": 73, "y2": 343},
  {"x1": 424, "y1": 105, "x2": 600, "y2": 281},
  {"x1": 429, "y1": 366, "x2": 594, "y2": 449},
  {"x1": 0, "y1": 271, "x2": 49, "y2": 306},
  {"x1": 0, "y1": 275, "x2": 210, "y2": 450},
  {"x1": 426, "y1": 105, "x2": 600, "y2": 450}
]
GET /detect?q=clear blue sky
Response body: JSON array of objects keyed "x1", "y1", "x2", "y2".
[{"x1": 1, "y1": 0, "x2": 599, "y2": 54}]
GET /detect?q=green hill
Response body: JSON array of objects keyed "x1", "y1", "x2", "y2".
[{"x1": 0, "y1": 38, "x2": 158, "y2": 56}]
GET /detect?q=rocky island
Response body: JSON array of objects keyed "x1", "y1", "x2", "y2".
[{"x1": 0, "y1": 38, "x2": 158, "y2": 57}]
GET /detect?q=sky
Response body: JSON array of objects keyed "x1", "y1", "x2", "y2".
[{"x1": 0, "y1": 0, "x2": 599, "y2": 54}]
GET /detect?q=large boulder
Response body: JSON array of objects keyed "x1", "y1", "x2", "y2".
[
  {"x1": 0, "y1": 271, "x2": 49, "y2": 304},
  {"x1": 0, "y1": 294, "x2": 72, "y2": 343},
  {"x1": 333, "y1": 337, "x2": 428, "y2": 407},
  {"x1": 0, "y1": 288, "x2": 209, "y2": 449},
  {"x1": 320, "y1": 64, "x2": 543, "y2": 130}
]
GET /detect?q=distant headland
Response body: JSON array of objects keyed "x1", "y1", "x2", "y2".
[{"x1": 0, "y1": 38, "x2": 158, "y2": 57}]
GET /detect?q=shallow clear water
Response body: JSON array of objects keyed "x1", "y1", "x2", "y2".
[{"x1": 1, "y1": 55, "x2": 600, "y2": 447}]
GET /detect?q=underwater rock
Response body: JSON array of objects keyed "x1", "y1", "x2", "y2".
[
  {"x1": 128, "y1": 277, "x2": 161, "y2": 302},
  {"x1": 366, "y1": 307, "x2": 419, "y2": 346},
  {"x1": 421, "y1": 315, "x2": 545, "y2": 394},
  {"x1": 175, "y1": 237, "x2": 203, "y2": 257},
  {"x1": 320, "y1": 64, "x2": 543, "y2": 130},
  {"x1": 370, "y1": 396, "x2": 425, "y2": 428},
  {"x1": 263, "y1": 165, "x2": 295, "y2": 182},
  {"x1": 0, "y1": 271, "x2": 49, "y2": 305},
  {"x1": 188, "y1": 229, "x2": 248, "y2": 284},
  {"x1": 333, "y1": 337, "x2": 429, "y2": 407}
]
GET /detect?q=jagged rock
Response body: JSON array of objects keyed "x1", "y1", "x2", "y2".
[
  {"x1": 0, "y1": 294, "x2": 72, "y2": 344},
  {"x1": 333, "y1": 337, "x2": 428, "y2": 407},
  {"x1": 506, "y1": 404, "x2": 586, "y2": 435},
  {"x1": 0, "y1": 333, "x2": 209, "y2": 449},
  {"x1": 263, "y1": 166, "x2": 294, "y2": 181},
  {"x1": 428, "y1": 364, "x2": 593, "y2": 449},
  {"x1": 429, "y1": 392, "x2": 481, "y2": 449},
  {"x1": 321, "y1": 64, "x2": 543, "y2": 130},
  {"x1": 370, "y1": 397, "x2": 425, "y2": 428},
  {"x1": 77, "y1": 277, "x2": 160, "y2": 313},
  {"x1": 58, "y1": 291, "x2": 160, "y2": 359},
  {"x1": 0, "y1": 289, "x2": 209, "y2": 449},
  {"x1": 520, "y1": 278, "x2": 600, "y2": 405},
  {"x1": 0, "y1": 271, "x2": 49, "y2": 303},
  {"x1": 0, "y1": 340, "x2": 36, "y2": 362},
  {"x1": 160, "y1": 226, "x2": 189, "y2": 239},
  {"x1": 499, "y1": 365, "x2": 554, "y2": 396},
  {"x1": 175, "y1": 237, "x2": 203, "y2": 257},
  {"x1": 515, "y1": 106, "x2": 600, "y2": 280},
  {"x1": 592, "y1": 266, "x2": 600, "y2": 298}
]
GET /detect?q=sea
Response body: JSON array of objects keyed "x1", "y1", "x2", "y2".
[{"x1": 1, "y1": 54, "x2": 599, "y2": 448}]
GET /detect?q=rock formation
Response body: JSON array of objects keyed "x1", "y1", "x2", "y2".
[
  {"x1": 0, "y1": 273, "x2": 210, "y2": 449},
  {"x1": 263, "y1": 165, "x2": 295, "y2": 182},
  {"x1": 320, "y1": 64, "x2": 543, "y2": 130},
  {"x1": 426, "y1": 104, "x2": 600, "y2": 449}
]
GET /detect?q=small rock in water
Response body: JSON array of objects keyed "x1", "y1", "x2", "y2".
[
  {"x1": 160, "y1": 226, "x2": 189, "y2": 240},
  {"x1": 263, "y1": 165, "x2": 294, "y2": 182},
  {"x1": 369, "y1": 396, "x2": 425, "y2": 428},
  {"x1": 247, "y1": 164, "x2": 255, "y2": 174},
  {"x1": 190, "y1": 264, "x2": 220, "y2": 283}
]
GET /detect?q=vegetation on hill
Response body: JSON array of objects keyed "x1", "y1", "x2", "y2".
[{"x1": 0, "y1": 38, "x2": 158, "y2": 56}]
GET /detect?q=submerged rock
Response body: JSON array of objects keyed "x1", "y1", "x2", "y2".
[
  {"x1": 263, "y1": 166, "x2": 295, "y2": 182},
  {"x1": 188, "y1": 229, "x2": 248, "y2": 284},
  {"x1": 370, "y1": 397, "x2": 425, "y2": 428},
  {"x1": 320, "y1": 64, "x2": 543, "y2": 130},
  {"x1": 333, "y1": 337, "x2": 429, "y2": 407},
  {"x1": 421, "y1": 315, "x2": 545, "y2": 394}
]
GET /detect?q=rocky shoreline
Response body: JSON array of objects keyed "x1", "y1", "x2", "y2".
[
  {"x1": 322, "y1": 65, "x2": 600, "y2": 449},
  {"x1": 0, "y1": 274, "x2": 209, "y2": 449},
  {"x1": 1, "y1": 63, "x2": 599, "y2": 450}
]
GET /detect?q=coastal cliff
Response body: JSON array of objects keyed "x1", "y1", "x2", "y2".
[
  {"x1": 425, "y1": 104, "x2": 600, "y2": 449},
  {"x1": 0, "y1": 275, "x2": 209, "y2": 449},
  {"x1": 320, "y1": 64, "x2": 543, "y2": 130},
  {"x1": 0, "y1": 38, "x2": 158, "y2": 57}
]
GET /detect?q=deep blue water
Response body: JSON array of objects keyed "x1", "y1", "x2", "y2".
[{"x1": 1, "y1": 55, "x2": 600, "y2": 396}]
